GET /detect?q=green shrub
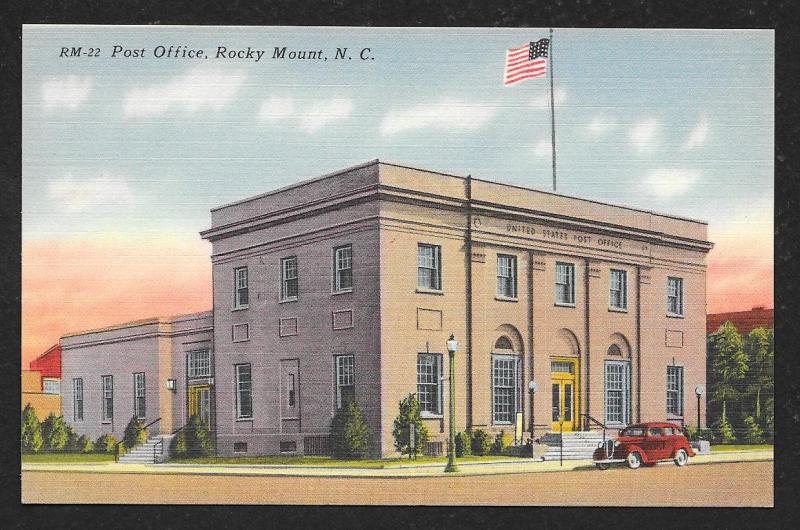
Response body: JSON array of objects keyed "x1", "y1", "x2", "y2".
[
  {"x1": 685, "y1": 426, "x2": 713, "y2": 442},
  {"x1": 742, "y1": 415, "x2": 765, "y2": 444},
  {"x1": 76, "y1": 435, "x2": 94, "y2": 453},
  {"x1": 94, "y1": 433, "x2": 118, "y2": 454},
  {"x1": 185, "y1": 414, "x2": 214, "y2": 457},
  {"x1": 713, "y1": 417, "x2": 736, "y2": 444},
  {"x1": 331, "y1": 401, "x2": 371, "y2": 459},
  {"x1": 470, "y1": 429, "x2": 492, "y2": 456},
  {"x1": 169, "y1": 430, "x2": 188, "y2": 458},
  {"x1": 491, "y1": 430, "x2": 513, "y2": 455},
  {"x1": 65, "y1": 425, "x2": 79, "y2": 452},
  {"x1": 21, "y1": 404, "x2": 43, "y2": 453},
  {"x1": 391, "y1": 394, "x2": 428, "y2": 459},
  {"x1": 41, "y1": 413, "x2": 70, "y2": 451},
  {"x1": 123, "y1": 417, "x2": 148, "y2": 450},
  {"x1": 455, "y1": 431, "x2": 472, "y2": 457}
]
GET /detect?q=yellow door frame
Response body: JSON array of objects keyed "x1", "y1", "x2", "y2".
[
  {"x1": 551, "y1": 357, "x2": 579, "y2": 432},
  {"x1": 188, "y1": 384, "x2": 211, "y2": 424}
]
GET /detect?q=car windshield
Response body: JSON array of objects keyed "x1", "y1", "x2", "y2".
[{"x1": 621, "y1": 427, "x2": 644, "y2": 436}]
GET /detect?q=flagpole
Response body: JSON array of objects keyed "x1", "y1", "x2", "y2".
[{"x1": 548, "y1": 28, "x2": 557, "y2": 192}]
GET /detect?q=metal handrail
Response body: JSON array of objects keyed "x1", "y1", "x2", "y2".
[
  {"x1": 152, "y1": 423, "x2": 190, "y2": 464},
  {"x1": 579, "y1": 413, "x2": 607, "y2": 445},
  {"x1": 114, "y1": 417, "x2": 161, "y2": 462}
]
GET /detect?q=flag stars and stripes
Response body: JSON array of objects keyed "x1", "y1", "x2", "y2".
[{"x1": 504, "y1": 38, "x2": 549, "y2": 86}]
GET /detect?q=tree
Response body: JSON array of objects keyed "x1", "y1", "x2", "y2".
[
  {"x1": 744, "y1": 327, "x2": 773, "y2": 422},
  {"x1": 708, "y1": 321, "x2": 748, "y2": 426},
  {"x1": 94, "y1": 434, "x2": 118, "y2": 454},
  {"x1": 330, "y1": 401, "x2": 371, "y2": 459},
  {"x1": 185, "y1": 414, "x2": 214, "y2": 457},
  {"x1": 41, "y1": 413, "x2": 70, "y2": 451},
  {"x1": 123, "y1": 416, "x2": 148, "y2": 450},
  {"x1": 391, "y1": 393, "x2": 429, "y2": 459},
  {"x1": 21, "y1": 404, "x2": 43, "y2": 453}
]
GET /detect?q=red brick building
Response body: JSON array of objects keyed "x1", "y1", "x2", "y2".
[{"x1": 707, "y1": 306, "x2": 774, "y2": 335}]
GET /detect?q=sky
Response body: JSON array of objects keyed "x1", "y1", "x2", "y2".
[{"x1": 21, "y1": 26, "x2": 774, "y2": 366}]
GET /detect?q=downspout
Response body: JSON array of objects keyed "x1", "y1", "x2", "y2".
[
  {"x1": 636, "y1": 266, "x2": 642, "y2": 423},
  {"x1": 465, "y1": 174, "x2": 473, "y2": 429},
  {"x1": 527, "y1": 250, "x2": 535, "y2": 435}
]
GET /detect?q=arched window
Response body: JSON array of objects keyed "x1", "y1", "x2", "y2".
[
  {"x1": 494, "y1": 336, "x2": 514, "y2": 351},
  {"x1": 607, "y1": 344, "x2": 622, "y2": 357}
]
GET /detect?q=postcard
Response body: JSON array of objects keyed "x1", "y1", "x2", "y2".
[{"x1": 21, "y1": 25, "x2": 773, "y2": 506}]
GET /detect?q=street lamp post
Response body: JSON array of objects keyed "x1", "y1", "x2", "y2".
[
  {"x1": 445, "y1": 334, "x2": 459, "y2": 473},
  {"x1": 528, "y1": 380, "x2": 538, "y2": 438},
  {"x1": 695, "y1": 384, "x2": 705, "y2": 431}
]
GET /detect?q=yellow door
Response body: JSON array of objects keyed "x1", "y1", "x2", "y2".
[
  {"x1": 188, "y1": 385, "x2": 211, "y2": 425},
  {"x1": 551, "y1": 359, "x2": 578, "y2": 431}
]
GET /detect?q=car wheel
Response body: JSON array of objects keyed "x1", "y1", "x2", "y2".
[
  {"x1": 674, "y1": 448, "x2": 689, "y2": 467},
  {"x1": 595, "y1": 463, "x2": 610, "y2": 470},
  {"x1": 626, "y1": 452, "x2": 642, "y2": 470}
]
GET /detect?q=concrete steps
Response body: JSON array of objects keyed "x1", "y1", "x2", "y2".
[
  {"x1": 118, "y1": 436, "x2": 173, "y2": 464},
  {"x1": 539, "y1": 431, "x2": 605, "y2": 461}
]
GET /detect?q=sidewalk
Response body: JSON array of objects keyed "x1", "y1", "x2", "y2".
[{"x1": 21, "y1": 449, "x2": 773, "y2": 478}]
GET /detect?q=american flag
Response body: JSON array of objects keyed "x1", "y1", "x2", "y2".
[{"x1": 504, "y1": 39, "x2": 549, "y2": 86}]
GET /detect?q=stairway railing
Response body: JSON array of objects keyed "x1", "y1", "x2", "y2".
[
  {"x1": 114, "y1": 417, "x2": 161, "y2": 462},
  {"x1": 578, "y1": 413, "x2": 607, "y2": 445}
]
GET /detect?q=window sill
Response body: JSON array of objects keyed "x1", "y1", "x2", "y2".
[
  {"x1": 101, "y1": 421, "x2": 112, "y2": 425},
  {"x1": 235, "y1": 417, "x2": 253, "y2": 422},
  {"x1": 279, "y1": 297, "x2": 298, "y2": 304},
  {"x1": 492, "y1": 421, "x2": 514, "y2": 426},
  {"x1": 331, "y1": 288, "x2": 353, "y2": 296},
  {"x1": 232, "y1": 305, "x2": 249, "y2": 312},
  {"x1": 554, "y1": 302, "x2": 576, "y2": 308},
  {"x1": 666, "y1": 313, "x2": 685, "y2": 319},
  {"x1": 232, "y1": 338, "x2": 250, "y2": 343},
  {"x1": 416, "y1": 288, "x2": 444, "y2": 296},
  {"x1": 495, "y1": 296, "x2": 519, "y2": 303},
  {"x1": 608, "y1": 306, "x2": 628, "y2": 313},
  {"x1": 420, "y1": 413, "x2": 444, "y2": 420}
]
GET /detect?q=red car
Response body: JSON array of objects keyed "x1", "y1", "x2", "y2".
[{"x1": 593, "y1": 422, "x2": 696, "y2": 470}]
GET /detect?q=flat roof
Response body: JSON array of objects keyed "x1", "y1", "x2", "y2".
[{"x1": 61, "y1": 310, "x2": 212, "y2": 339}]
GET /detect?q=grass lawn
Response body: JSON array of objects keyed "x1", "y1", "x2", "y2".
[
  {"x1": 710, "y1": 444, "x2": 773, "y2": 453},
  {"x1": 169, "y1": 454, "x2": 517, "y2": 467},
  {"x1": 22, "y1": 452, "x2": 116, "y2": 463}
]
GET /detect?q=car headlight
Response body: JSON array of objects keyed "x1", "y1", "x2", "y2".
[
  {"x1": 597, "y1": 442, "x2": 603, "y2": 449},
  {"x1": 614, "y1": 440, "x2": 620, "y2": 447}
]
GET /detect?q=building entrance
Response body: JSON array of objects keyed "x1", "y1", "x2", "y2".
[
  {"x1": 551, "y1": 359, "x2": 578, "y2": 431},
  {"x1": 188, "y1": 385, "x2": 211, "y2": 425}
]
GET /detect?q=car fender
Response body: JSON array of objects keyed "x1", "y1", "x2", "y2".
[
  {"x1": 672, "y1": 443, "x2": 695, "y2": 458},
  {"x1": 625, "y1": 444, "x2": 650, "y2": 463}
]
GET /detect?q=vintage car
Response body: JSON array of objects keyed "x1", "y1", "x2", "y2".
[{"x1": 593, "y1": 422, "x2": 696, "y2": 470}]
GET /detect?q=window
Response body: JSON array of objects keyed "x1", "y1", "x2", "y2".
[
  {"x1": 43, "y1": 379, "x2": 60, "y2": 394},
  {"x1": 287, "y1": 374, "x2": 296, "y2": 407},
  {"x1": 667, "y1": 276, "x2": 684, "y2": 316},
  {"x1": 102, "y1": 375, "x2": 113, "y2": 422},
  {"x1": 496, "y1": 254, "x2": 517, "y2": 298},
  {"x1": 667, "y1": 366, "x2": 684, "y2": 416},
  {"x1": 73, "y1": 378, "x2": 83, "y2": 421},
  {"x1": 280, "y1": 441, "x2": 297, "y2": 453},
  {"x1": 620, "y1": 426, "x2": 644, "y2": 437},
  {"x1": 281, "y1": 257, "x2": 299, "y2": 301},
  {"x1": 188, "y1": 350, "x2": 211, "y2": 378},
  {"x1": 555, "y1": 262, "x2": 575, "y2": 305},
  {"x1": 551, "y1": 361, "x2": 574, "y2": 374},
  {"x1": 492, "y1": 355, "x2": 521, "y2": 424},
  {"x1": 235, "y1": 364, "x2": 253, "y2": 419},
  {"x1": 333, "y1": 245, "x2": 353, "y2": 291},
  {"x1": 233, "y1": 442, "x2": 248, "y2": 453},
  {"x1": 417, "y1": 244, "x2": 442, "y2": 290},
  {"x1": 134, "y1": 372, "x2": 146, "y2": 419},
  {"x1": 604, "y1": 361, "x2": 631, "y2": 425},
  {"x1": 417, "y1": 354, "x2": 443, "y2": 416},
  {"x1": 648, "y1": 427, "x2": 664, "y2": 437},
  {"x1": 234, "y1": 267, "x2": 249, "y2": 308},
  {"x1": 335, "y1": 355, "x2": 355, "y2": 409},
  {"x1": 609, "y1": 269, "x2": 627, "y2": 310}
]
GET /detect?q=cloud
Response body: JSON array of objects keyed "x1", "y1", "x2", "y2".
[
  {"x1": 40, "y1": 76, "x2": 92, "y2": 110},
  {"x1": 298, "y1": 98, "x2": 353, "y2": 133},
  {"x1": 530, "y1": 88, "x2": 567, "y2": 108},
  {"x1": 586, "y1": 115, "x2": 616, "y2": 137},
  {"x1": 122, "y1": 66, "x2": 246, "y2": 118},
  {"x1": 629, "y1": 119, "x2": 660, "y2": 151},
  {"x1": 380, "y1": 99, "x2": 497, "y2": 136},
  {"x1": 642, "y1": 168, "x2": 700, "y2": 197},
  {"x1": 681, "y1": 118, "x2": 709, "y2": 150},
  {"x1": 258, "y1": 96, "x2": 295, "y2": 123},
  {"x1": 47, "y1": 172, "x2": 134, "y2": 212}
]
